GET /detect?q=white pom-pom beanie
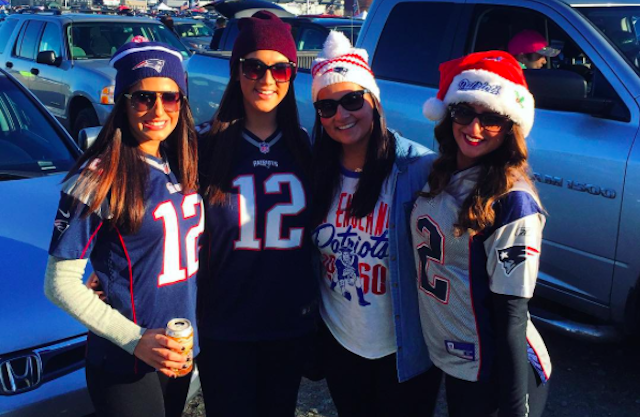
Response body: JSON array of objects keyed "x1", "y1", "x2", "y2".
[
  {"x1": 311, "y1": 31, "x2": 380, "y2": 103},
  {"x1": 423, "y1": 50, "x2": 535, "y2": 137}
]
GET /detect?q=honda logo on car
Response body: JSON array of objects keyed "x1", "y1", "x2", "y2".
[{"x1": 0, "y1": 354, "x2": 43, "y2": 395}]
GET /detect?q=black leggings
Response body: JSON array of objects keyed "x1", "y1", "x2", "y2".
[
  {"x1": 445, "y1": 364, "x2": 549, "y2": 417},
  {"x1": 197, "y1": 336, "x2": 307, "y2": 417},
  {"x1": 86, "y1": 363, "x2": 192, "y2": 417},
  {"x1": 320, "y1": 324, "x2": 443, "y2": 417}
]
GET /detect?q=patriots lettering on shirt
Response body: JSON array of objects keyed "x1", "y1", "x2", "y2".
[
  {"x1": 312, "y1": 167, "x2": 397, "y2": 359},
  {"x1": 198, "y1": 128, "x2": 317, "y2": 341},
  {"x1": 49, "y1": 154, "x2": 204, "y2": 374},
  {"x1": 411, "y1": 166, "x2": 551, "y2": 382}
]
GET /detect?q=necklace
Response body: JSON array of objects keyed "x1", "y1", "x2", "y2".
[{"x1": 242, "y1": 131, "x2": 282, "y2": 154}]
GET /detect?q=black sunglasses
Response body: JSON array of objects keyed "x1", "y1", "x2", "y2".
[
  {"x1": 124, "y1": 91, "x2": 182, "y2": 113},
  {"x1": 239, "y1": 58, "x2": 296, "y2": 83},
  {"x1": 449, "y1": 105, "x2": 513, "y2": 132},
  {"x1": 313, "y1": 89, "x2": 371, "y2": 118}
]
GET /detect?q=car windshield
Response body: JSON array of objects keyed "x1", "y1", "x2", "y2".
[
  {"x1": 578, "y1": 6, "x2": 640, "y2": 72},
  {"x1": 67, "y1": 22, "x2": 191, "y2": 60},
  {"x1": 0, "y1": 73, "x2": 75, "y2": 179},
  {"x1": 175, "y1": 22, "x2": 213, "y2": 38},
  {"x1": 334, "y1": 26, "x2": 361, "y2": 45}
]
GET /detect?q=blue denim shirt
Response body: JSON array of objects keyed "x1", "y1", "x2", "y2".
[{"x1": 388, "y1": 132, "x2": 437, "y2": 382}]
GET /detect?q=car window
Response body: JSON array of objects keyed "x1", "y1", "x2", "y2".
[
  {"x1": 39, "y1": 23, "x2": 62, "y2": 58},
  {"x1": 470, "y1": 5, "x2": 629, "y2": 121},
  {"x1": 67, "y1": 22, "x2": 191, "y2": 60},
  {"x1": 16, "y1": 20, "x2": 44, "y2": 60},
  {"x1": 334, "y1": 26, "x2": 360, "y2": 45},
  {"x1": 578, "y1": 6, "x2": 640, "y2": 75},
  {"x1": 298, "y1": 27, "x2": 326, "y2": 50},
  {"x1": 372, "y1": 2, "x2": 458, "y2": 87},
  {"x1": 0, "y1": 19, "x2": 18, "y2": 54},
  {"x1": 0, "y1": 74, "x2": 75, "y2": 177},
  {"x1": 175, "y1": 22, "x2": 213, "y2": 38}
]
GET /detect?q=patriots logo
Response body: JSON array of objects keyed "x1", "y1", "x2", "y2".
[
  {"x1": 54, "y1": 219, "x2": 69, "y2": 235},
  {"x1": 497, "y1": 245, "x2": 539, "y2": 275},
  {"x1": 133, "y1": 59, "x2": 165, "y2": 73},
  {"x1": 323, "y1": 66, "x2": 349, "y2": 76}
]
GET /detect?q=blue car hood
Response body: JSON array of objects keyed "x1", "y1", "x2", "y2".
[{"x1": 0, "y1": 174, "x2": 88, "y2": 354}]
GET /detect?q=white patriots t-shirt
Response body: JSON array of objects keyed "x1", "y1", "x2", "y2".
[
  {"x1": 410, "y1": 166, "x2": 552, "y2": 382},
  {"x1": 312, "y1": 167, "x2": 397, "y2": 359}
]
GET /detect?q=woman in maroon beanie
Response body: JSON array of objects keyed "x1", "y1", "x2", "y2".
[{"x1": 196, "y1": 11, "x2": 316, "y2": 417}]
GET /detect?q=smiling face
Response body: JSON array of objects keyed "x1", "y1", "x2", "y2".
[
  {"x1": 239, "y1": 50, "x2": 291, "y2": 116},
  {"x1": 452, "y1": 102, "x2": 509, "y2": 170},
  {"x1": 317, "y1": 82, "x2": 374, "y2": 154},
  {"x1": 126, "y1": 77, "x2": 180, "y2": 157}
]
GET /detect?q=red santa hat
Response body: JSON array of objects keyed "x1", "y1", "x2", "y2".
[{"x1": 423, "y1": 50, "x2": 535, "y2": 137}]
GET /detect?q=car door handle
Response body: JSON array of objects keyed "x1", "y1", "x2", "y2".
[
  {"x1": 31, "y1": 68, "x2": 39, "y2": 76},
  {"x1": 6, "y1": 61, "x2": 13, "y2": 68}
]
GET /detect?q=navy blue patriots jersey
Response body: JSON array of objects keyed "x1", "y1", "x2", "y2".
[
  {"x1": 49, "y1": 154, "x2": 204, "y2": 374},
  {"x1": 198, "y1": 128, "x2": 317, "y2": 341}
]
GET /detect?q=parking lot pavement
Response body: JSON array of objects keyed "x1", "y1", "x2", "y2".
[{"x1": 185, "y1": 328, "x2": 640, "y2": 417}]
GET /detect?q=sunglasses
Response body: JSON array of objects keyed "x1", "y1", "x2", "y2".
[
  {"x1": 449, "y1": 105, "x2": 513, "y2": 132},
  {"x1": 239, "y1": 58, "x2": 296, "y2": 83},
  {"x1": 124, "y1": 91, "x2": 182, "y2": 113},
  {"x1": 313, "y1": 89, "x2": 371, "y2": 118}
]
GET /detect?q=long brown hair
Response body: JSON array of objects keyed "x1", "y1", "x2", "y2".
[
  {"x1": 310, "y1": 96, "x2": 396, "y2": 226},
  {"x1": 200, "y1": 62, "x2": 311, "y2": 205},
  {"x1": 65, "y1": 94, "x2": 199, "y2": 234},
  {"x1": 424, "y1": 112, "x2": 536, "y2": 236}
]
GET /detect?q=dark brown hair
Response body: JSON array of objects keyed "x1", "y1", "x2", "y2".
[
  {"x1": 200, "y1": 62, "x2": 311, "y2": 205},
  {"x1": 65, "y1": 94, "x2": 199, "y2": 234},
  {"x1": 424, "y1": 112, "x2": 536, "y2": 236},
  {"x1": 310, "y1": 96, "x2": 396, "y2": 226}
]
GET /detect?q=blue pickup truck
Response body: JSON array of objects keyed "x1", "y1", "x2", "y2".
[{"x1": 187, "y1": 0, "x2": 640, "y2": 341}]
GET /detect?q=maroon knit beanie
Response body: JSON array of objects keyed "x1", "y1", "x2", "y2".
[{"x1": 230, "y1": 11, "x2": 297, "y2": 72}]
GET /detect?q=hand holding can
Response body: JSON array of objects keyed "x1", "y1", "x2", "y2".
[{"x1": 165, "y1": 318, "x2": 194, "y2": 377}]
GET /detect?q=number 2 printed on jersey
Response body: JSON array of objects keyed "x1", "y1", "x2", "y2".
[
  {"x1": 416, "y1": 215, "x2": 450, "y2": 303},
  {"x1": 233, "y1": 173, "x2": 306, "y2": 250}
]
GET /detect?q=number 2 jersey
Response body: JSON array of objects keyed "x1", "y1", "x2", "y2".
[
  {"x1": 49, "y1": 154, "x2": 204, "y2": 374},
  {"x1": 410, "y1": 165, "x2": 551, "y2": 383},
  {"x1": 197, "y1": 128, "x2": 317, "y2": 341}
]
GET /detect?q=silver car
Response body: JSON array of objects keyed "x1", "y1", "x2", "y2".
[{"x1": 0, "y1": 13, "x2": 191, "y2": 141}]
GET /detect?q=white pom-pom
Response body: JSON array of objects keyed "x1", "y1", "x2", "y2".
[
  {"x1": 321, "y1": 31, "x2": 353, "y2": 59},
  {"x1": 422, "y1": 98, "x2": 447, "y2": 121}
]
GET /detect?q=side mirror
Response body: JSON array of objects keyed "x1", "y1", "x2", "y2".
[
  {"x1": 36, "y1": 50, "x2": 58, "y2": 66},
  {"x1": 78, "y1": 126, "x2": 102, "y2": 151}
]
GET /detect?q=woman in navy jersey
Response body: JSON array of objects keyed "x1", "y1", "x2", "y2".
[
  {"x1": 309, "y1": 31, "x2": 442, "y2": 417},
  {"x1": 45, "y1": 39, "x2": 202, "y2": 417},
  {"x1": 415, "y1": 51, "x2": 552, "y2": 417},
  {"x1": 195, "y1": 11, "x2": 316, "y2": 417}
]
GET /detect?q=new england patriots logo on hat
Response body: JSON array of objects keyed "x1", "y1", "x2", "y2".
[
  {"x1": 497, "y1": 245, "x2": 539, "y2": 275},
  {"x1": 132, "y1": 59, "x2": 165, "y2": 73}
]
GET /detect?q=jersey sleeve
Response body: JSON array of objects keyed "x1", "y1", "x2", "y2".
[
  {"x1": 484, "y1": 191, "x2": 546, "y2": 298},
  {"x1": 48, "y1": 173, "x2": 109, "y2": 260}
]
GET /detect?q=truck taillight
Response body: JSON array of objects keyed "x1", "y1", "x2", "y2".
[{"x1": 100, "y1": 86, "x2": 114, "y2": 105}]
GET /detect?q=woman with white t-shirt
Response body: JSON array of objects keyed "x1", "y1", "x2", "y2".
[{"x1": 309, "y1": 31, "x2": 442, "y2": 417}]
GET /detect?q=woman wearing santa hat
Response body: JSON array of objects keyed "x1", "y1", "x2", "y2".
[
  {"x1": 309, "y1": 31, "x2": 442, "y2": 417},
  {"x1": 414, "y1": 50, "x2": 552, "y2": 417},
  {"x1": 196, "y1": 11, "x2": 317, "y2": 417},
  {"x1": 45, "y1": 37, "x2": 200, "y2": 417}
]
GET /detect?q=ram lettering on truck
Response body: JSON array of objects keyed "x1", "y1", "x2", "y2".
[{"x1": 187, "y1": 0, "x2": 640, "y2": 341}]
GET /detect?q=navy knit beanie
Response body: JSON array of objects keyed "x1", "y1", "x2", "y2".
[
  {"x1": 230, "y1": 11, "x2": 297, "y2": 73},
  {"x1": 110, "y1": 37, "x2": 187, "y2": 98}
]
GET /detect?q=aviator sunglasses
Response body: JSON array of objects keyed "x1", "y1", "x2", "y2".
[
  {"x1": 449, "y1": 105, "x2": 513, "y2": 132},
  {"x1": 313, "y1": 89, "x2": 371, "y2": 118},
  {"x1": 124, "y1": 91, "x2": 182, "y2": 113},
  {"x1": 239, "y1": 58, "x2": 297, "y2": 83}
]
